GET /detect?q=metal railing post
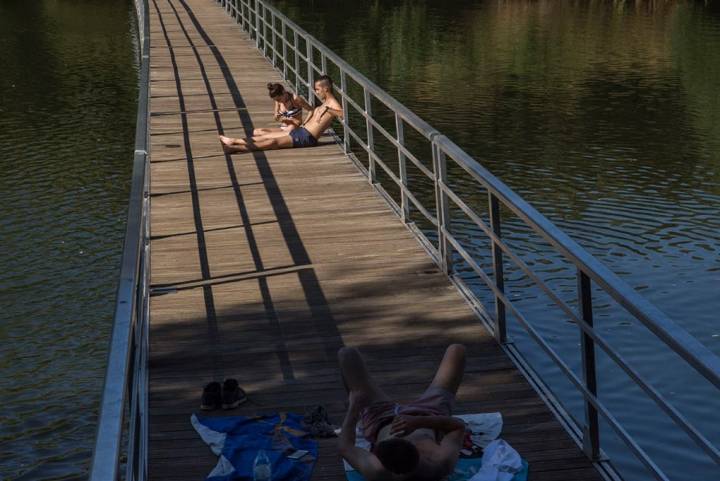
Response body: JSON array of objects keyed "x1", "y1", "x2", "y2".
[
  {"x1": 293, "y1": 31, "x2": 300, "y2": 93},
  {"x1": 340, "y1": 71, "x2": 350, "y2": 154},
  {"x1": 306, "y1": 39, "x2": 314, "y2": 103},
  {"x1": 433, "y1": 143, "x2": 451, "y2": 274},
  {"x1": 281, "y1": 21, "x2": 287, "y2": 79},
  {"x1": 241, "y1": 0, "x2": 247, "y2": 31},
  {"x1": 364, "y1": 88, "x2": 375, "y2": 184},
  {"x1": 271, "y1": 12, "x2": 277, "y2": 67},
  {"x1": 395, "y1": 114, "x2": 409, "y2": 223},
  {"x1": 254, "y1": 1, "x2": 261, "y2": 48},
  {"x1": 489, "y1": 193, "x2": 507, "y2": 343},
  {"x1": 578, "y1": 270, "x2": 601, "y2": 460}
]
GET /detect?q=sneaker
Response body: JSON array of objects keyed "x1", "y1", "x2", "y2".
[
  {"x1": 200, "y1": 381, "x2": 222, "y2": 411},
  {"x1": 222, "y1": 378, "x2": 248, "y2": 410}
]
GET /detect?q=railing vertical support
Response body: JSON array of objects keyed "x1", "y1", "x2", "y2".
[
  {"x1": 363, "y1": 88, "x2": 375, "y2": 184},
  {"x1": 306, "y1": 40, "x2": 314, "y2": 103},
  {"x1": 395, "y1": 114, "x2": 409, "y2": 223},
  {"x1": 254, "y1": 1, "x2": 261, "y2": 48},
  {"x1": 578, "y1": 270, "x2": 601, "y2": 460},
  {"x1": 246, "y1": 0, "x2": 251, "y2": 31},
  {"x1": 340, "y1": 71, "x2": 350, "y2": 154},
  {"x1": 242, "y1": 0, "x2": 248, "y2": 31},
  {"x1": 433, "y1": 143, "x2": 451, "y2": 274},
  {"x1": 489, "y1": 193, "x2": 507, "y2": 343},
  {"x1": 271, "y1": 12, "x2": 277, "y2": 68},
  {"x1": 281, "y1": 21, "x2": 287, "y2": 79},
  {"x1": 293, "y1": 31, "x2": 300, "y2": 93}
]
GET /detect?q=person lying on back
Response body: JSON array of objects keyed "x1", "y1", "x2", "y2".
[
  {"x1": 219, "y1": 75, "x2": 343, "y2": 153},
  {"x1": 338, "y1": 345, "x2": 467, "y2": 481}
]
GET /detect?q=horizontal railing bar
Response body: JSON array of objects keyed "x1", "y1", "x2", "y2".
[
  {"x1": 333, "y1": 86, "x2": 439, "y2": 175},
  {"x1": 344, "y1": 125, "x2": 438, "y2": 227},
  {"x1": 367, "y1": 117, "x2": 435, "y2": 181},
  {"x1": 91, "y1": 0, "x2": 151, "y2": 479},
  {"x1": 370, "y1": 147, "x2": 438, "y2": 227},
  {"x1": 443, "y1": 230, "x2": 669, "y2": 481},
  {"x1": 441, "y1": 183, "x2": 720, "y2": 461},
  {"x1": 335, "y1": 88, "x2": 434, "y2": 180},
  {"x1": 435, "y1": 136, "x2": 720, "y2": 389}
]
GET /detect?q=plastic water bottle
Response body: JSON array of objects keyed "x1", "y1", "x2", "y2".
[{"x1": 253, "y1": 449, "x2": 272, "y2": 481}]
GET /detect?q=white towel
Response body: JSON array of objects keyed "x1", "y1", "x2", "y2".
[
  {"x1": 468, "y1": 439, "x2": 523, "y2": 481},
  {"x1": 456, "y1": 413, "x2": 503, "y2": 448}
]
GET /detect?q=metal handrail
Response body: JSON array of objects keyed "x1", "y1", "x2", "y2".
[
  {"x1": 89, "y1": 0, "x2": 150, "y2": 479},
  {"x1": 220, "y1": 0, "x2": 720, "y2": 479}
]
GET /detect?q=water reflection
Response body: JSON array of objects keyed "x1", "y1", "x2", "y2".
[
  {"x1": 272, "y1": 1, "x2": 720, "y2": 480},
  {"x1": 0, "y1": 0, "x2": 137, "y2": 479}
]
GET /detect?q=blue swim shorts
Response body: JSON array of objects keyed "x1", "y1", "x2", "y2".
[{"x1": 289, "y1": 127, "x2": 318, "y2": 148}]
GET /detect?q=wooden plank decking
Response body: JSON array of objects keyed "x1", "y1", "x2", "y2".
[{"x1": 147, "y1": 1, "x2": 605, "y2": 480}]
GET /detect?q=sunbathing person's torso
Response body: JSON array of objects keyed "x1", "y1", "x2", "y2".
[
  {"x1": 303, "y1": 98, "x2": 342, "y2": 139},
  {"x1": 375, "y1": 423, "x2": 449, "y2": 481}
]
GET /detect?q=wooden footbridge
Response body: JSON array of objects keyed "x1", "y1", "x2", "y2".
[{"x1": 88, "y1": 1, "x2": 720, "y2": 481}]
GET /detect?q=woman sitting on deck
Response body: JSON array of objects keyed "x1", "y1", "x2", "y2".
[
  {"x1": 252, "y1": 82, "x2": 304, "y2": 136},
  {"x1": 219, "y1": 75, "x2": 343, "y2": 153}
]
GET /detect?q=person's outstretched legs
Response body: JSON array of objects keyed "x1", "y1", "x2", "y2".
[
  {"x1": 338, "y1": 347, "x2": 390, "y2": 405},
  {"x1": 219, "y1": 135, "x2": 246, "y2": 146},
  {"x1": 427, "y1": 344, "x2": 466, "y2": 395},
  {"x1": 252, "y1": 127, "x2": 284, "y2": 136},
  {"x1": 218, "y1": 134, "x2": 293, "y2": 153}
]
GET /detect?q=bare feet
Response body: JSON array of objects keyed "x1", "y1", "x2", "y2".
[
  {"x1": 219, "y1": 135, "x2": 245, "y2": 146},
  {"x1": 222, "y1": 143, "x2": 244, "y2": 154},
  {"x1": 221, "y1": 141, "x2": 249, "y2": 154}
]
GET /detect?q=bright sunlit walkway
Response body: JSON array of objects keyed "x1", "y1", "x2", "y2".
[{"x1": 146, "y1": 1, "x2": 605, "y2": 480}]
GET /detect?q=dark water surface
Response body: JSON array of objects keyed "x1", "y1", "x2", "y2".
[
  {"x1": 272, "y1": 1, "x2": 720, "y2": 480},
  {"x1": 0, "y1": 0, "x2": 138, "y2": 479}
]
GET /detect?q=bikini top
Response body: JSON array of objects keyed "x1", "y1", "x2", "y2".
[
  {"x1": 279, "y1": 98, "x2": 302, "y2": 118},
  {"x1": 280, "y1": 107, "x2": 302, "y2": 118}
]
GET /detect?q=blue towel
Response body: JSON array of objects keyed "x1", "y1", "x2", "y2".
[{"x1": 191, "y1": 413, "x2": 318, "y2": 481}]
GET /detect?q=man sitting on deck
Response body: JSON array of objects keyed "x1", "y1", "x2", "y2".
[
  {"x1": 219, "y1": 75, "x2": 343, "y2": 153},
  {"x1": 338, "y1": 345, "x2": 467, "y2": 481}
]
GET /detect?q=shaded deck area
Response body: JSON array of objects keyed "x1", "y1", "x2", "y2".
[{"x1": 147, "y1": 1, "x2": 605, "y2": 480}]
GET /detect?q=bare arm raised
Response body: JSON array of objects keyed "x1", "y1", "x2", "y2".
[{"x1": 338, "y1": 393, "x2": 385, "y2": 481}]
